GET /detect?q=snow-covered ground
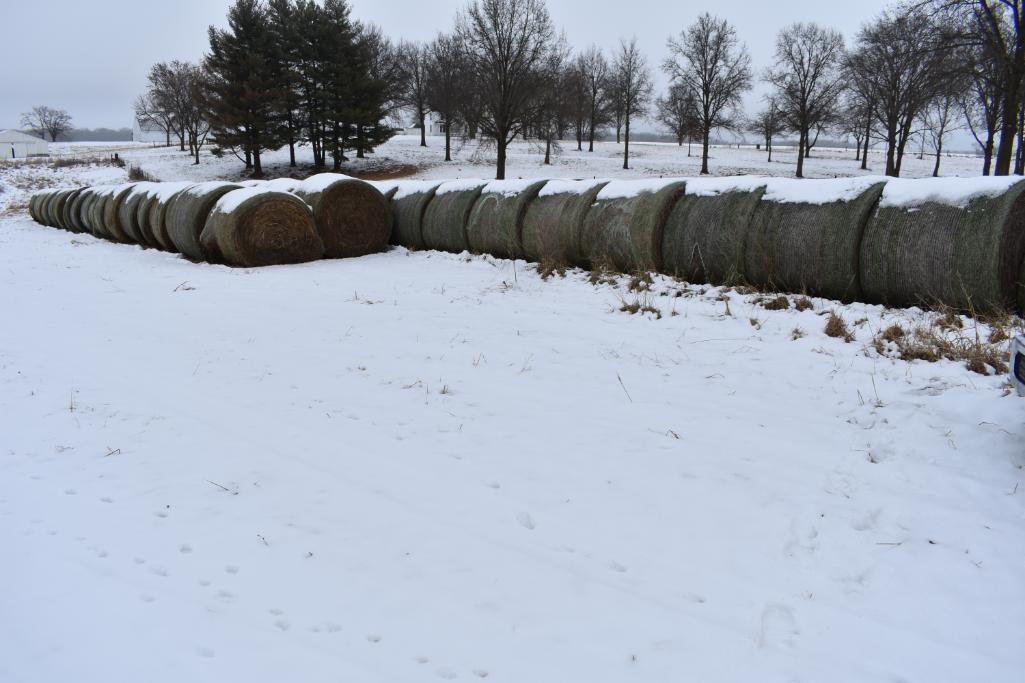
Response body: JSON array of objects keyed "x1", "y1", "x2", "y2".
[{"x1": 0, "y1": 138, "x2": 1023, "y2": 683}]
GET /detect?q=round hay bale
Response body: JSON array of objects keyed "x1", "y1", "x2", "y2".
[
  {"x1": 38, "y1": 192, "x2": 56, "y2": 226},
  {"x1": 199, "y1": 188, "x2": 324, "y2": 267},
  {"x1": 661, "y1": 177, "x2": 767, "y2": 285},
  {"x1": 73, "y1": 188, "x2": 98, "y2": 234},
  {"x1": 64, "y1": 189, "x2": 90, "y2": 233},
  {"x1": 466, "y1": 179, "x2": 549, "y2": 260},
  {"x1": 117, "y1": 182, "x2": 159, "y2": 244},
  {"x1": 293, "y1": 174, "x2": 391, "y2": 258},
  {"x1": 144, "y1": 182, "x2": 196, "y2": 251},
  {"x1": 580, "y1": 179, "x2": 686, "y2": 272},
  {"x1": 134, "y1": 187, "x2": 164, "y2": 247},
  {"x1": 28, "y1": 192, "x2": 43, "y2": 223},
  {"x1": 84, "y1": 186, "x2": 113, "y2": 239},
  {"x1": 861, "y1": 177, "x2": 1025, "y2": 312},
  {"x1": 386, "y1": 181, "x2": 443, "y2": 249},
  {"x1": 522, "y1": 179, "x2": 610, "y2": 268},
  {"x1": 165, "y1": 181, "x2": 242, "y2": 260},
  {"x1": 421, "y1": 180, "x2": 488, "y2": 254},
  {"x1": 99, "y1": 184, "x2": 138, "y2": 243},
  {"x1": 744, "y1": 178, "x2": 885, "y2": 302},
  {"x1": 44, "y1": 191, "x2": 68, "y2": 228},
  {"x1": 53, "y1": 189, "x2": 80, "y2": 231}
]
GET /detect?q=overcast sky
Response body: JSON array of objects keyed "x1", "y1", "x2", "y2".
[{"x1": 2, "y1": 0, "x2": 896, "y2": 133}]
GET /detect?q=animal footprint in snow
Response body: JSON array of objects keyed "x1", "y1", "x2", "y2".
[
  {"x1": 196, "y1": 646, "x2": 215, "y2": 658},
  {"x1": 516, "y1": 512, "x2": 536, "y2": 530},
  {"x1": 179, "y1": 544, "x2": 193, "y2": 554},
  {"x1": 225, "y1": 565, "x2": 239, "y2": 575},
  {"x1": 274, "y1": 619, "x2": 291, "y2": 631},
  {"x1": 435, "y1": 668, "x2": 458, "y2": 679},
  {"x1": 607, "y1": 561, "x2": 628, "y2": 573},
  {"x1": 367, "y1": 634, "x2": 382, "y2": 643},
  {"x1": 473, "y1": 669, "x2": 489, "y2": 678}
]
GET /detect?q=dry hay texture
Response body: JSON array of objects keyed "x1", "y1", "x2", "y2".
[
  {"x1": 580, "y1": 181, "x2": 686, "y2": 272},
  {"x1": 63, "y1": 189, "x2": 88, "y2": 233},
  {"x1": 86, "y1": 188, "x2": 113, "y2": 240},
  {"x1": 101, "y1": 185, "x2": 138, "y2": 243},
  {"x1": 71, "y1": 188, "x2": 94, "y2": 234},
  {"x1": 117, "y1": 183, "x2": 159, "y2": 244},
  {"x1": 200, "y1": 189, "x2": 324, "y2": 267},
  {"x1": 28, "y1": 192, "x2": 43, "y2": 224},
  {"x1": 466, "y1": 180, "x2": 549, "y2": 260},
  {"x1": 145, "y1": 182, "x2": 196, "y2": 252},
  {"x1": 421, "y1": 181, "x2": 488, "y2": 254},
  {"x1": 661, "y1": 186, "x2": 766, "y2": 285},
  {"x1": 521, "y1": 181, "x2": 610, "y2": 268},
  {"x1": 744, "y1": 182, "x2": 885, "y2": 302},
  {"x1": 862, "y1": 181, "x2": 1025, "y2": 313},
  {"x1": 388, "y1": 182, "x2": 441, "y2": 249},
  {"x1": 293, "y1": 176, "x2": 391, "y2": 258},
  {"x1": 49, "y1": 190, "x2": 73, "y2": 230},
  {"x1": 165, "y1": 182, "x2": 242, "y2": 260}
]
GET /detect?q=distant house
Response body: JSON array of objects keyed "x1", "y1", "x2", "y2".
[
  {"x1": 0, "y1": 130, "x2": 48, "y2": 159},
  {"x1": 405, "y1": 111, "x2": 463, "y2": 137},
  {"x1": 133, "y1": 117, "x2": 170, "y2": 144}
]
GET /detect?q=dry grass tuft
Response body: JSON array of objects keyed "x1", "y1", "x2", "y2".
[
  {"x1": 128, "y1": 165, "x2": 155, "y2": 182},
  {"x1": 871, "y1": 317, "x2": 1011, "y2": 375},
  {"x1": 619, "y1": 295, "x2": 662, "y2": 319},
  {"x1": 760, "y1": 295, "x2": 791, "y2": 311},
  {"x1": 825, "y1": 313, "x2": 855, "y2": 342},
  {"x1": 628, "y1": 272, "x2": 654, "y2": 293},
  {"x1": 791, "y1": 327, "x2": 805, "y2": 340},
  {"x1": 794, "y1": 297, "x2": 815, "y2": 312}
]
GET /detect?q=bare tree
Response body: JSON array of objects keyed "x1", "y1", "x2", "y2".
[
  {"x1": 565, "y1": 58, "x2": 588, "y2": 151},
  {"x1": 576, "y1": 45, "x2": 611, "y2": 152},
  {"x1": 398, "y1": 41, "x2": 431, "y2": 148},
  {"x1": 133, "y1": 93, "x2": 174, "y2": 147},
  {"x1": 921, "y1": 93, "x2": 962, "y2": 176},
  {"x1": 936, "y1": 1, "x2": 1024, "y2": 175},
  {"x1": 427, "y1": 33, "x2": 469, "y2": 162},
  {"x1": 663, "y1": 13, "x2": 753, "y2": 174},
  {"x1": 456, "y1": 0, "x2": 557, "y2": 179},
  {"x1": 535, "y1": 37, "x2": 571, "y2": 165},
  {"x1": 765, "y1": 23, "x2": 845, "y2": 178},
  {"x1": 747, "y1": 97, "x2": 784, "y2": 162},
  {"x1": 612, "y1": 37, "x2": 653, "y2": 170},
  {"x1": 20, "y1": 106, "x2": 73, "y2": 142},
  {"x1": 847, "y1": 7, "x2": 959, "y2": 177},
  {"x1": 657, "y1": 83, "x2": 701, "y2": 150}
]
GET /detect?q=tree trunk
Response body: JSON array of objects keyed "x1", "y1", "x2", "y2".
[
  {"x1": 861, "y1": 117, "x2": 871, "y2": 171},
  {"x1": 701, "y1": 128, "x2": 710, "y2": 175},
  {"x1": 496, "y1": 139, "x2": 507, "y2": 180},
  {"x1": 444, "y1": 123, "x2": 452, "y2": 162},
  {"x1": 796, "y1": 128, "x2": 806, "y2": 179},
  {"x1": 544, "y1": 136, "x2": 552, "y2": 165},
  {"x1": 252, "y1": 148, "x2": 263, "y2": 178},
  {"x1": 245, "y1": 147, "x2": 253, "y2": 170},
  {"x1": 419, "y1": 111, "x2": 427, "y2": 147},
  {"x1": 767, "y1": 137, "x2": 772, "y2": 163},
  {"x1": 588, "y1": 107, "x2": 596, "y2": 152},
  {"x1": 933, "y1": 139, "x2": 943, "y2": 177},
  {"x1": 623, "y1": 112, "x2": 630, "y2": 171},
  {"x1": 995, "y1": 79, "x2": 1022, "y2": 175}
]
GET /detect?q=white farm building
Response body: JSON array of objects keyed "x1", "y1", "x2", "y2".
[{"x1": 0, "y1": 130, "x2": 48, "y2": 159}]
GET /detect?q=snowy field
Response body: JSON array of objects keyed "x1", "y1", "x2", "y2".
[{"x1": 1, "y1": 138, "x2": 1023, "y2": 683}]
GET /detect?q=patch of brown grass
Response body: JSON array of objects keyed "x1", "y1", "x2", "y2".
[
  {"x1": 824, "y1": 312, "x2": 855, "y2": 342},
  {"x1": 871, "y1": 319, "x2": 1011, "y2": 375},
  {"x1": 793, "y1": 297, "x2": 814, "y2": 312},
  {"x1": 619, "y1": 295, "x2": 662, "y2": 319}
]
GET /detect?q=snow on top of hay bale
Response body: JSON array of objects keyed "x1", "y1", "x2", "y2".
[
  {"x1": 260, "y1": 178, "x2": 302, "y2": 192},
  {"x1": 761, "y1": 176, "x2": 888, "y2": 204},
  {"x1": 879, "y1": 176, "x2": 1023, "y2": 209},
  {"x1": 538, "y1": 178, "x2": 610, "y2": 197},
  {"x1": 435, "y1": 179, "x2": 489, "y2": 196},
  {"x1": 481, "y1": 178, "x2": 548, "y2": 196},
  {"x1": 213, "y1": 186, "x2": 279, "y2": 214},
  {"x1": 150, "y1": 181, "x2": 195, "y2": 201},
  {"x1": 596, "y1": 178, "x2": 687, "y2": 201},
  {"x1": 185, "y1": 181, "x2": 239, "y2": 197},
  {"x1": 682, "y1": 176, "x2": 769, "y2": 197},
  {"x1": 300, "y1": 173, "x2": 353, "y2": 193},
  {"x1": 392, "y1": 180, "x2": 445, "y2": 200}
]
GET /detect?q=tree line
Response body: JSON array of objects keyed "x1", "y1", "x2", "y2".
[{"x1": 131, "y1": 0, "x2": 1025, "y2": 180}]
